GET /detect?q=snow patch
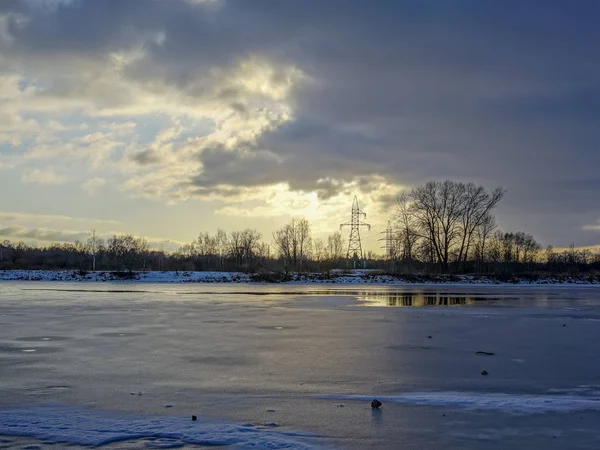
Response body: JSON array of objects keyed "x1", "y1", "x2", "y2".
[
  {"x1": 0, "y1": 404, "x2": 324, "y2": 449},
  {"x1": 0, "y1": 270, "x2": 250, "y2": 283},
  {"x1": 1, "y1": 269, "x2": 599, "y2": 285},
  {"x1": 317, "y1": 391, "x2": 600, "y2": 414}
]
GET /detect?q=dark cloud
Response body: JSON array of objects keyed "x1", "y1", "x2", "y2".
[
  {"x1": 0, "y1": 0, "x2": 20, "y2": 13},
  {"x1": 2, "y1": 0, "x2": 600, "y2": 245},
  {"x1": 193, "y1": 146, "x2": 282, "y2": 188},
  {"x1": 130, "y1": 149, "x2": 162, "y2": 165}
]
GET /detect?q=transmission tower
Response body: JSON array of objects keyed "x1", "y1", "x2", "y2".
[
  {"x1": 379, "y1": 220, "x2": 394, "y2": 259},
  {"x1": 379, "y1": 220, "x2": 397, "y2": 271},
  {"x1": 340, "y1": 196, "x2": 370, "y2": 267}
]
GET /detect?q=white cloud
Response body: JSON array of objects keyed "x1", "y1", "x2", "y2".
[
  {"x1": 0, "y1": 224, "x2": 184, "y2": 251},
  {"x1": 184, "y1": 0, "x2": 221, "y2": 6},
  {"x1": 82, "y1": 177, "x2": 107, "y2": 195},
  {"x1": 0, "y1": 210, "x2": 120, "y2": 226},
  {"x1": 2, "y1": 48, "x2": 305, "y2": 204},
  {"x1": 213, "y1": 177, "x2": 404, "y2": 245},
  {"x1": 583, "y1": 222, "x2": 600, "y2": 231},
  {"x1": 21, "y1": 168, "x2": 68, "y2": 185},
  {"x1": 0, "y1": 225, "x2": 89, "y2": 243}
]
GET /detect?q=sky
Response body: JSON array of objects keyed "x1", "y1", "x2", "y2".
[{"x1": 1, "y1": 0, "x2": 600, "y2": 252}]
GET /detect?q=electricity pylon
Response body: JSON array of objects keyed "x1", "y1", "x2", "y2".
[
  {"x1": 340, "y1": 196, "x2": 370, "y2": 268},
  {"x1": 379, "y1": 220, "x2": 394, "y2": 259},
  {"x1": 379, "y1": 220, "x2": 397, "y2": 271}
]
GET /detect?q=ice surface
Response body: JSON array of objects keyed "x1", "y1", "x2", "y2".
[
  {"x1": 0, "y1": 404, "x2": 322, "y2": 449},
  {"x1": 2, "y1": 283, "x2": 600, "y2": 448},
  {"x1": 317, "y1": 391, "x2": 600, "y2": 414}
]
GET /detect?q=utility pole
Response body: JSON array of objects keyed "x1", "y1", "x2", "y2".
[{"x1": 340, "y1": 196, "x2": 370, "y2": 268}]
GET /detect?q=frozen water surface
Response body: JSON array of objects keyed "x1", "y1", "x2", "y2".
[{"x1": 1, "y1": 283, "x2": 600, "y2": 449}]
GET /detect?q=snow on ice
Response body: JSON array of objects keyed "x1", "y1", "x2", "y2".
[
  {"x1": 316, "y1": 391, "x2": 600, "y2": 415},
  {"x1": 0, "y1": 404, "x2": 324, "y2": 449}
]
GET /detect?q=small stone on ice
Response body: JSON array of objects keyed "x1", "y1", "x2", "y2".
[
  {"x1": 371, "y1": 399, "x2": 382, "y2": 409},
  {"x1": 165, "y1": 404, "x2": 173, "y2": 408},
  {"x1": 192, "y1": 415, "x2": 197, "y2": 421},
  {"x1": 481, "y1": 370, "x2": 488, "y2": 375}
]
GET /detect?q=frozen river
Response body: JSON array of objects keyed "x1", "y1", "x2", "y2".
[{"x1": 1, "y1": 283, "x2": 600, "y2": 449}]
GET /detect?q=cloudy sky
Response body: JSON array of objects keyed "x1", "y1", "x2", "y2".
[{"x1": 0, "y1": 0, "x2": 599, "y2": 252}]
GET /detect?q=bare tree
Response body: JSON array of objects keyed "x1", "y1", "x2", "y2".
[
  {"x1": 240, "y1": 229, "x2": 262, "y2": 270},
  {"x1": 403, "y1": 180, "x2": 505, "y2": 273},
  {"x1": 86, "y1": 230, "x2": 102, "y2": 271},
  {"x1": 473, "y1": 213, "x2": 496, "y2": 272},
  {"x1": 0, "y1": 240, "x2": 7, "y2": 262},
  {"x1": 409, "y1": 181, "x2": 466, "y2": 272},
  {"x1": 487, "y1": 230, "x2": 540, "y2": 273},
  {"x1": 73, "y1": 240, "x2": 87, "y2": 270},
  {"x1": 313, "y1": 238, "x2": 325, "y2": 263},
  {"x1": 273, "y1": 224, "x2": 293, "y2": 274},
  {"x1": 107, "y1": 234, "x2": 149, "y2": 272},
  {"x1": 215, "y1": 228, "x2": 228, "y2": 270},
  {"x1": 296, "y1": 218, "x2": 312, "y2": 269},
  {"x1": 395, "y1": 192, "x2": 420, "y2": 265},
  {"x1": 228, "y1": 231, "x2": 244, "y2": 270},
  {"x1": 326, "y1": 231, "x2": 344, "y2": 263},
  {"x1": 456, "y1": 184, "x2": 505, "y2": 270},
  {"x1": 273, "y1": 218, "x2": 312, "y2": 272}
]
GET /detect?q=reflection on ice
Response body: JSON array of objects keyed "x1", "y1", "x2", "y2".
[{"x1": 356, "y1": 291, "x2": 516, "y2": 306}]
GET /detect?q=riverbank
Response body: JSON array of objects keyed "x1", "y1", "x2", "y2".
[{"x1": 0, "y1": 269, "x2": 599, "y2": 284}]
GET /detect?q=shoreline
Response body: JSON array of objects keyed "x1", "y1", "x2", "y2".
[{"x1": 0, "y1": 269, "x2": 599, "y2": 285}]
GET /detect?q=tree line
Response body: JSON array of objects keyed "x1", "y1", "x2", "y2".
[
  {"x1": 390, "y1": 180, "x2": 600, "y2": 275},
  {"x1": 0, "y1": 226, "x2": 352, "y2": 273},
  {"x1": 1, "y1": 180, "x2": 599, "y2": 276}
]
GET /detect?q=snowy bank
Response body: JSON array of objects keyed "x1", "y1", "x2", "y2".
[
  {"x1": 0, "y1": 269, "x2": 599, "y2": 284},
  {"x1": 0, "y1": 270, "x2": 250, "y2": 283}
]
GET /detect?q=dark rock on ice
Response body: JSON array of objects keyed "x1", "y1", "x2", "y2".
[
  {"x1": 481, "y1": 370, "x2": 488, "y2": 375},
  {"x1": 371, "y1": 399, "x2": 382, "y2": 409},
  {"x1": 476, "y1": 351, "x2": 495, "y2": 356},
  {"x1": 192, "y1": 415, "x2": 197, "y2": 421}
]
